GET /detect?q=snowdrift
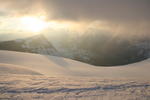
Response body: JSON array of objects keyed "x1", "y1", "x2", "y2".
[{"x1": 0, "y1": 50, "x2": 149, "y2": 79}]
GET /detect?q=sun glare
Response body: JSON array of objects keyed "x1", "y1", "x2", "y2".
[
  {"x1": 20, "y1": 16, "x2": 48, "y2": 32},
  {"x1": 19, "y1": 16, "x2": 78, "y2": 33}
]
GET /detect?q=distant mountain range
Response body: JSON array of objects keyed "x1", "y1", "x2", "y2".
[{"x1": 0, "y1": 33, "x2": 150, "y2": 66}]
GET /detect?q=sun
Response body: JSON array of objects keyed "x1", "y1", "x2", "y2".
[{"x1": 20, "y1": 16, "x2": 48, "y2": 32}]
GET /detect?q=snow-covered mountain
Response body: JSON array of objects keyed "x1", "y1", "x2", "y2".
[
  {"x1": 0, "y1": 34, "x2": 58, "y2": 56},
  {"x1": 0, "y1": 33, "x2": 150, "y2": 66},
  {"x1": 45, "y1": 32, "x2": 150, "y2": 66}
]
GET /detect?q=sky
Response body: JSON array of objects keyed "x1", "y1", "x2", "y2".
[{"x1": 0, "y1": 0, "x2": 150, "y2": 40}]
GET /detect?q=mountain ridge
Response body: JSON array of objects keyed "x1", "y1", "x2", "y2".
[{"x1": 0, "y1": 33, "x2": 150, "y2": 66}]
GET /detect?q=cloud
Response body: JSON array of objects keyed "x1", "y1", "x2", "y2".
[
  {"x1": 0, "y1": 0, "x2": 149, "y2": 38},
  {"x1": 0, "y1": 0, "x2": 149, "y2": 22},
  {"x1": 43, "y1": 0, "x2": 150, "y2": 22},
  {"x1": 0, "y1": 0, "x2": 42, "y2": 16}
]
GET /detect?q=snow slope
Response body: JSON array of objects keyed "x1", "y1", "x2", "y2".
[
  {"x1": 0, "y1": 50, "x2": 149, "y2": 79},
  {"x1": 0, "y1": 63, "x2": 41, "y2": 75},
  {"x1": 0, "y1": 50, "x2": 150, "y2": 100}
]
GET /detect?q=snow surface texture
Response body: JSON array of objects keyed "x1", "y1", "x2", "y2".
[{"x1": 0, "y1": 50, "x2": 150, "y2": 100}]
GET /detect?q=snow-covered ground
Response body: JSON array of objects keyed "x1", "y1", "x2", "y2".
[{"x1": 0, "y1": 50, "x2": 150, "y2": 100}]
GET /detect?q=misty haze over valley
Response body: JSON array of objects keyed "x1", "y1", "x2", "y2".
[{"x1": 0, "y1": 31, "x2": 150, "y2": 66}]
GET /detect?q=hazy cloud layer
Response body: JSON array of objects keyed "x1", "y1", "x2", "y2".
[
  {"x1": 45, "y1": 0, "x2": 150, "y2": 22},
  {"x1": 0, "y1": 0, "x2": 149, "y2": 38},
  {"x1": 0, "y1": 0, "x2": 149, "y2": 22}
]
